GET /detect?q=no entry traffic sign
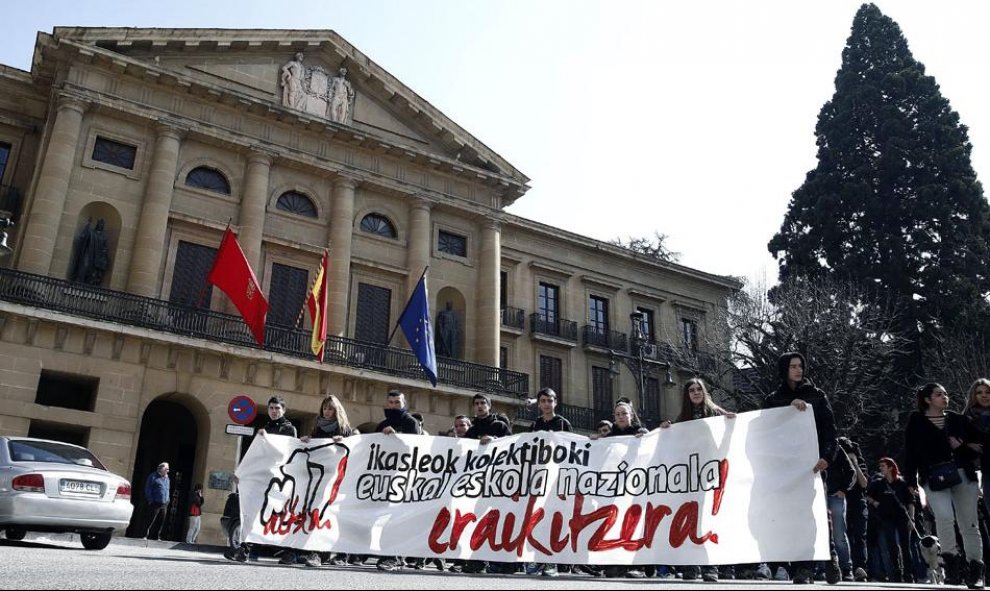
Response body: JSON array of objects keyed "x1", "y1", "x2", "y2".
[{"x1": 228, "y1": 395, "x2": 257, "y2": 425}]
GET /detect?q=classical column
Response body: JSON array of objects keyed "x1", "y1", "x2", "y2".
[
  {"x1": 126, "y1": 122, "x2": 184, "y2": 296},
  {"x1": 406, "y1": 197, "x2": 432, "y2": 296},
  {"x1": 238, "y1": 150, "x2": 274, "y2": 272},
  {"x1": 327, "y1": 176, "x2": 356, "y2": 337},
  {"x1": 474, "y1": 217, "x2": 501, "y2": 366},
  {"x1": 18, "y1": 96, "x2": 88, "y2": 275}
]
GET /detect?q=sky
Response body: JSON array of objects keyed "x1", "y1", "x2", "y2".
[{"x1": 2, "y1": 1, "x2": 989, "y2": 286}]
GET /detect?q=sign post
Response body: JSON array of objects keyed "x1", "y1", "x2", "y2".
[{"x1": 227, "y1": 396, "x2": 257, "y2": 475}]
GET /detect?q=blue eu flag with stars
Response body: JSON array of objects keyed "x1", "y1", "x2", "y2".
[{"x1": 398, "y1": 273, "x2": 438, "y2": 386}]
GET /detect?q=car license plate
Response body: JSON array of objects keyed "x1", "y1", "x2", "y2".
[{"x1": 60, "y1": 480, "x2": 103, "y2": 495}]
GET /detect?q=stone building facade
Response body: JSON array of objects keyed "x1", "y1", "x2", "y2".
[{"x1": 0, "y1": 28, "x2": 739, "y2": 545}]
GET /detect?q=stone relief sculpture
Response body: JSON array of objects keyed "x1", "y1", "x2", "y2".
[
  {"x1": 279, "y1": 53, "x2": 355, "y2": 123},
  {"x1": 328, "y1": 67, "x2": 355, "y2": 124}
]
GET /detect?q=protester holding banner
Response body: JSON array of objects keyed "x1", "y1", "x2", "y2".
[
  {"x1": 598, "y1": 400, "x2": 648, "y2": 579},
  {"x1": 525, "y1": 387, "x2": 571, "y2": 578},
  {"x1": 904, "y1": 382, "x2": 983, "y2": 588},
  {"x1": 375, "y1": 389, "x2": 422, "y2": 573},
  {"x1": 664, "y1": 378, "x2": 734, "y2": 582},
  {"x1": 763, "y1": 352, "x2": 841, "y2": 585}
]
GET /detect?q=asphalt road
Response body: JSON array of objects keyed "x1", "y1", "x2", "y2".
[{"x1": 0, "y1": 535, "x2": 940, "y2": 589}]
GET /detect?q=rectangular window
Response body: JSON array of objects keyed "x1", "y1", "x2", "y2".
[
  {"x1": 499, "y1": 270, "x2": 507, "y2": 311},
  {"x1": 537, "y1": 282, "x2": 559, "y2": 323},
  {"x1": 35, "y1": 370, "x2": 98, "y2": 412},
  {"x1": 592, "y1": 366, "x2": 613, "y2": 414},
  {"x1": 0, "y1": 142, "x2": 10, "y2": 181},
  {"x1": 437, "y1": 230, "x2": 467, "y2": 257},
  {"x1": 681, "y1": 318, "x2": 698, "y2": 351},
  {"x1": 637, "y1": 307, "x2": 656, "y2": 343},
  {"x1": 499, "y1": 346, "x2": 508, "y2": 369},
  {"x1": 267, "y1": 263, "x2": 309, "y2": 327},
  {"x1": 589, "y1": 295, "x2": 609, "y2": 333},
  {"x1": 91, "y1": 137, "x2": 137, "y2": 170},
  {"x1": 355, "y1": 283, "x2": 392, "y2": 344},
  {"x1": 169, "y1": 241, "x2": 216, "y2": 309},
  {"x1": 642, "y1": 377, "x2": 662, "y2": 424},
  {"x1": 539, "y1": 355, "x2": 563, "y2": 400}
]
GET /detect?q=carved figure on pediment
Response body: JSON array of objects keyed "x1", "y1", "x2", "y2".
[
  {"x1": 280, "y1": 52, "x2": 307, "y2": 110},
  {"x1": 328, "y1": 67, "x2": 355, "y2": 124}
]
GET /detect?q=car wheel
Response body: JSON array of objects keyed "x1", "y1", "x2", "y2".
[
  {"x1": 5, "y1": 527, "x2": 26, "y2": 541},
  {"x1": 80, "y1": 532, "x2": 112, "y2": 550},
  {"x1": 228, "y1": 520, "x2": 241, "y2": 549}
]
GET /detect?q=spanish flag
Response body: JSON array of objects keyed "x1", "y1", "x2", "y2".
[{"x1": 307, "y1": 250, "x2": 329, "y2": 360}]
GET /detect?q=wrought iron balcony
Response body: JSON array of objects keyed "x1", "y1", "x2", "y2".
[
  {"x1": 500, "y1": 306, "x2": 525, "y2": 330},
  {"x1": 515, "y1": 400, "x2": 601, "y2": 432},
  {"x1": 0, "y1": 267, "x2": 529, "y2": 397},
  {"x1": 581, "y1": 325, "x2": 627, "y2": 350},
  {"x1": 529, "y1": 313, "x2": 578, "y2": 342}
]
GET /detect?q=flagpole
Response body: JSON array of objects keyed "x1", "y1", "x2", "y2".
[{"x1": 388, "y1": 265, "x2": 429, "y2": 346}]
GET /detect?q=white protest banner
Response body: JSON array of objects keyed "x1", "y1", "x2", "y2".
[{"x1": 236, "y1": 406, "x2": 829, "y2": 565}]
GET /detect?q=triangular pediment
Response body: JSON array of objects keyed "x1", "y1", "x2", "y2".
[{"x1": 42, "y1": 27, "x2": 527, "y2": 186}]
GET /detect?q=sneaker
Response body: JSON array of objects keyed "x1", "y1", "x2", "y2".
[
  {"x1": 842, "y1": 572, "x2": 854, "y2": 582},
  {"x1": 626, "y1": 569, "x2": 647, "y2": 579},
  {"x1": 793, "y1": 567, "x2": 814, "y2": 585},
  {"x1": 278, "y1": 551, "x2": 297, "y2": 566},
  {"x1": 377, "y1": 558, "x2": 402, "y2": 572},
  {"x1": 542, "y1": 565, "x2": 559, "y2": 578},
  {"x1": 756, "y1": 564, "x2": 772, "y2": 580},
  {"x1": 525, "y1": 563, "x2": 544, "y2": 575},
  {"x1": 825, "y1": 557, "x2": 841, "y2": 584},
  {"x1": 303, "y1": 552, "x2": 320, "y2": 568},
  {"x1": 703, "y1": 570, "x2": 719, "y2": 582},
  {"x1": 966, "y1": 559, "x2": 985, "y2": 589},
  {"x1": 224, "y1": 546, "x2": 247, "y2": 563},
  {"x1": 775, "y1": 566, "x2": 790, "y2": 581},
  {"x1": 853, "y1": 567, "x2": 868, "y2": 582}
]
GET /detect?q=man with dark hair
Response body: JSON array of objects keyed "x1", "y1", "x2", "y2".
[
  {"x1": 465, "y1": 394, "x2": 511, "y2": 443},
  {"x1": 451, "y1": 415, "x2": 471, "y2": 438},
  {"x1": 763, "y1": 352, "x2": 840, "y2": 585},
  {"x1": 375, "y1": 389, "x2": 422, "y2": 572},
  {"x1": 526, "y1": 388, "x2": 570, "y2": 577}
]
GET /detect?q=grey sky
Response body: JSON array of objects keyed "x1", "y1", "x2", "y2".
[{"x1": 2, "y1": 0, "x2": 988, "y2": 284}]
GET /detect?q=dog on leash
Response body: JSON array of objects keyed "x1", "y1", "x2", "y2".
[{"x1": 919, "y1": 535, "x2": 943, "y2": 584}]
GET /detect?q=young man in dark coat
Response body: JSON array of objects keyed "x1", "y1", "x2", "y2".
[
  {"x1": 375, "y1": 389, "x2": 422, "y2": 572},
  {"x1": 525, "y1": 388, "x2": 569, "y2": 577},
  {"x1": 463, "y1": 393, "x2": 512, "y2": 574},
  {"x1": 763, "y1": 352, "x2": 840, "y2": 585}
]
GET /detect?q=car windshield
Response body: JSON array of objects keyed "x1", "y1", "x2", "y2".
[{"x1": 8, "y1": 440, "x2": 107, "y2": 471}]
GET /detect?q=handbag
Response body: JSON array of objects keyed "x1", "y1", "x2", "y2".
[{"x1": 927, "y1": 461, "x2": 962, "y2": 491}]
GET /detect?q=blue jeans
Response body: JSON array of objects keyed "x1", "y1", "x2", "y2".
[
  {"x1": 845, "y1": 494, "x2": 869, "y2": 571},
  {"x1": 828, "y1": 494, "x2": 852, "y2": 574}
]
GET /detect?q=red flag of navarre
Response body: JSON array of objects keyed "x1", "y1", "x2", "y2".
[{"x1": 207, "y1": 228, "x2": 269, "y2": 346}]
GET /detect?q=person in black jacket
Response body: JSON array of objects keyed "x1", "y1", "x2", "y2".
[
  {"x1": 465, "y1": 394, "x2": 511, "y2": 442},
  {"x1": 375, "y1": 389, "x2": 422, "y2": 573},
  {"x1": 904, "y1": 382, "x2": 983, "y2": 588},
  {"x1": 866, "y1": 457, "x2": 915, "y2": 583},
  {"x1": 763, "y1": 352, "x2": 840, "y2": 585},
  {"x1": 525, "y1": 388, "x2": 570, "y2": 578}
]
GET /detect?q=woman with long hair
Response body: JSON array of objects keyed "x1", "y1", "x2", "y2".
[
  {"x1": 904, "y1": 383, "x2": 983, "y2": 588},
  {"x1": 964, "y1": 378, "x2": 990, "y2": 512},
  {"x1": 302, "y1": 394, "x2": 355, "y2": 442}
]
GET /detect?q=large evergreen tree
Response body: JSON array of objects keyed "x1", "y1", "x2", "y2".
[{"x1": 768, "y1": 4, "x2": 990, "y2": 368}]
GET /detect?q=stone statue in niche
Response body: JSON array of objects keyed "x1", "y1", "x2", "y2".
[
  {"x1": 69, "y1": 218, "x2": 110, "y2": 286},
  {"x1": 435, "y1": 302, "x2": 460, "y2": 359},
  {"x1": 328, "y1": 67, "x2": 355, "y2": 124},
  {"x1": 279, "y1": 53, "x2": 356, "y2": 123}
]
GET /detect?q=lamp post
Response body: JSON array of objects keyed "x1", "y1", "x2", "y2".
[
  {"x1": 609, "y1": 312, "x2": 675, "y2": 423},
  {"x1": 0, "y1": 217, "x2": 12, "y2": 258}
]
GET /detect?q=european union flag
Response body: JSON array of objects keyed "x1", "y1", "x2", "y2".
[{"x1": 398, "y1": 273, "x2": 438, "y2": 386}]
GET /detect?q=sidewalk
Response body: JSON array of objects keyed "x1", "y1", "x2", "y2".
[{"x1": 22, "y1": 531, "x2": 226, "y2": 553}]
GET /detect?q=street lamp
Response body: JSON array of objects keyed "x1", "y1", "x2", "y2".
[
  {"x1": 609, "y1": 312, "x2": 675, "y2": 422},
  {"x1": 0, "y1": 217, "x2": 12, "y2": 258}
]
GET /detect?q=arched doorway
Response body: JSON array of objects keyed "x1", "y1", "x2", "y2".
[{"x1": 126, "y1": 399, "x2": 198, "y2": 540}]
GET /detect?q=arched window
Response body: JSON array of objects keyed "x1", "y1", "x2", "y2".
[
  {"x1": 359, "y1": 213, "x2": 397, "y2": 239},
  {"x1": 275, "y1": 191, "x2": 318, "y2": 218},
  {"x1": 185, "y1": 166, "x2": 230, "y2": 195}
]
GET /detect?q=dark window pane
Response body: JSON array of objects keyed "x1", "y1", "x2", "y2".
[
  {"x1": 538, "y1": 283, "x2": 559, "y2": 323},
  {"x1": 589, "y1": 296, "x2": 609, "y2": 332},
  {"x1": 592, "y1": 366, "x2": 613, "y2": 413},
  {"x1": 681, "y1": 318, "x2": 698, "y2": 351},
  {"x1": 360, "y1": 213, "x2": 397, "y2": 238},
  {"x1": 35, "y1": 371, "x2": 98, "y2": 412},
  {"x1": 642, "y1": 377, "x2": 662, "y2": 423},
  {"x1": 355, "y1": 283, "x2": 391, "y2": 344},
  {"x1": 268, "y1": 263, "x2": 309, "y2": 327},
  {"x1": 276, "y1": 191, "x2": 318, "y2": 218},
  {"x1": 185, "y1": 166, "x2": 231, "y2": 194},
  {"x1": 169, "y1": 241, "x2": 216, "y2": 308},
  {"x1": 92, "y1": 137, "x2": 136, "y2": 170},
  {"x1": 437, "y1": 230, "x2": 467, "y2": 257},
  {"x1": 637, "y1": 307, "x2": 656, "y2": 343},
  {"x1": 0, "y1": 142, "x2": 10, "y2": 180},
  {"x1": 499, "y1": 271, "x2": 508, "y2": 311},
  {"x1": 499, "y1": 347, "x2": 508, "y2": 369},
  {"x1": 539, "y1": 355, "x2": 563, "y2": 401}
]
